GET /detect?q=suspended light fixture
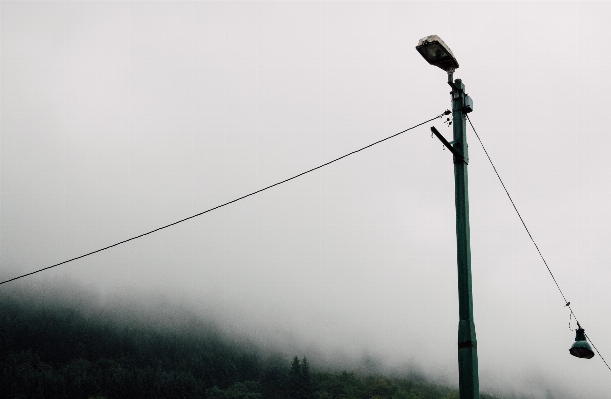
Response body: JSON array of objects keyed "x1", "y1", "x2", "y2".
[{"x1": 570, "y1": 323, "x2": 595, "y2": 359}]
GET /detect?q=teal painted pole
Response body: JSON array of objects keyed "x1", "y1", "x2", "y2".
[{"x1": 451, "y1": 78, "x2": 480, "y2": 399}]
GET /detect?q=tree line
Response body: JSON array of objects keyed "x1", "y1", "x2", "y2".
[{"x1": 0, "y1": 293, "x2": 504, "y2": 399}]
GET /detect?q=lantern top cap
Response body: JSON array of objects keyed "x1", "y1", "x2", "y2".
[{"x1": 416, "y1": 35, "x2": 460, "y2": 73}]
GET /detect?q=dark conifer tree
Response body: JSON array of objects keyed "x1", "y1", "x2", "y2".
[
  {"x1": 300, "y1": 357, "x2": 314, "y2": 399},
  {"x1": 289, "y1": 356, "x2": 302, "y2": 398}
]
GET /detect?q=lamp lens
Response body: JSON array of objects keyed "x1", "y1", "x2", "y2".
[
  {"x1": 425, "y1": 44, "x2": 444, "y2": 60},
  {"x1": 570, "y1": 346, "x2": 595, "y2": 359}
]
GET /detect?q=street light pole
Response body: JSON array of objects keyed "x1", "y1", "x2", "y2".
[
  {"x1": 419, "y1": 33, "x2": 594, "y2": 397},
  {"x1": 416, "y1": 35, "x2": 479, "y2": 399},
  {"x1": 450, "y1": 76, "x2": 480, "y2": 399}
]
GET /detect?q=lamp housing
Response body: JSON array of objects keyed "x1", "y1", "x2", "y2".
[
  {"x1": 570, "y1": 328, "x2": 595, "y2": 359},
  {"x1": 416, "y1": 35, "x2": 459, "y2": 73}
]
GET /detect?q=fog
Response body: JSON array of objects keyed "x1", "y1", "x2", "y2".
[{"x1": 2, "y1": 2, "x2": 611, "y2": 398}]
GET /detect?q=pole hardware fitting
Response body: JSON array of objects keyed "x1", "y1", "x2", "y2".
[
  {"x1": 463, "y1": 95, "x2": 474, "y2": 113},
  {"x1": 448, "y1": 80, "x2": 462, "y2": 94},
  {"x1": 430, "y1": 126, "x2": 468, "y2": 164},
  {"x1": 458, "y1": 341, "x2": 477, "y2": 349},
  {"x1": 447, "y1": 71, "x2": 459, "y2": 90}
]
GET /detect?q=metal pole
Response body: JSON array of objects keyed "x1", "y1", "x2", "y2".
[{"x1": 451, "y1": 77, "x2": 480, "y2": 399}]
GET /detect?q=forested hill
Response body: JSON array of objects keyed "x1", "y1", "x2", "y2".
[{"x1": 0, "y1": 291, "x2": 504, "y2": 399}]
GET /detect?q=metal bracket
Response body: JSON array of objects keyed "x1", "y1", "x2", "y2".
[
  {"x1": 448, "y1": 78, "x2": 461, "y2": 93},
  {"x1": 430, "y1": 126, "x2": 468, "y2": 164}
]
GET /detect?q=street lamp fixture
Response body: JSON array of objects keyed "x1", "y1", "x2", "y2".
[
  {"x1": 416, "y1": 35, "x2": 459, "y2": 73},
  {"x1": 570, "y1": 325, "x2": 595, "y2": 359}
]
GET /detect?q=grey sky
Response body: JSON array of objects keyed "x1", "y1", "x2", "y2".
[{"x1": 2, "y1": 1, "x2": 611, "y2": 398}]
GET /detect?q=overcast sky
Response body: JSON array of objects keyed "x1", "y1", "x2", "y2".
[{"x1": 2, "y1": 1, "x2": 611, "y2": 398}]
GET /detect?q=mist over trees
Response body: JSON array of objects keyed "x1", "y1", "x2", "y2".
[{"x1": 0, "y1": 289, "x2": 509, "y2": 399}]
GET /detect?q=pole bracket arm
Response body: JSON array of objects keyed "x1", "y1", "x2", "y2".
[
  {"x1": 430, "y1": 126, "x2": 468, "y2": 164},
  {"x1": 447, "y1": 72, "x2": 461, "y2": 93}
]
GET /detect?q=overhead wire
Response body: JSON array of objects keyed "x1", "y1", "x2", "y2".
[
  {"x1": 466, "y1": 114, "x2": 569, "y2": 306},
  {"x1": 0, "y1": 111, "x2": 449, "y2": 286},
  {"x1": 7, "y1": 109, "x2": 606, "y2": 369},
  {"x1": 466, "y1": 114, "x2": 611, "y2": 372},
  {"x1": 585, "y1": 333, "x2": 611, "y2": 371}
]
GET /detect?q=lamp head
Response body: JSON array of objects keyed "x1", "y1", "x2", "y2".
[
  {"x1": 570, "y1": 328, "x2": 595, "y2": 359},
  {"x1": 416, "y1": 35, "x2": 459, "y2": 73}
]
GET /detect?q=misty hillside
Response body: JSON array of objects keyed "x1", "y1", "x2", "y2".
[{"x1": 0, "y1": 290, "x2": 506, "y2": 399}]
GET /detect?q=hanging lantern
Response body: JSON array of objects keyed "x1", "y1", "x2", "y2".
[{"x1": 569, "y1": 327, "x2": 595, "y2": 359}]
